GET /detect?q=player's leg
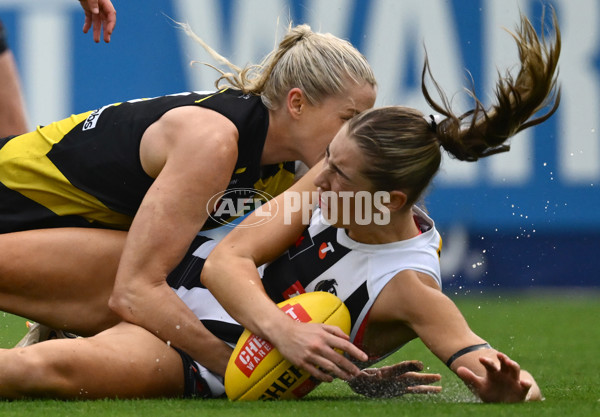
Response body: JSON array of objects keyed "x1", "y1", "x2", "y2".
[
  {"x1": 0, "y1": 322, "x2": 187, "y2": 399},
  {"x1": 0, "y1": 228, "x2": 125, "y2": 335}
]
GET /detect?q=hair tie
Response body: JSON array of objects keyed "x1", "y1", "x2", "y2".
[{"x1": 428, "y1": 114, "x2": 442, "y2": 132}]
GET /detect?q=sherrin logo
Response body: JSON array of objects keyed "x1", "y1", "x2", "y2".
[
  {"x1": 258, "y1": 365, "x2": 316, "y2": 400},
  {"x1": 234, "y1": 335, "x2": 273, "y2": 377},
  {"x1": 234, "y1": 301, "x2": 312, "y2": 377}
]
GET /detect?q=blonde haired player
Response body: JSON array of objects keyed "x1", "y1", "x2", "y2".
[
  {"x1": 0, "y1": 10, "x2": 558, "y2": 401},
  {"x1": 0, "y1": 23, "x2": 376, "y2": 377}
]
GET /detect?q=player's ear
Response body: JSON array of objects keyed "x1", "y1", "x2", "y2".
[
  {"x1": 385, "y1": 190, "x2": 408, "y2": 212},
  {"x1": 286, "y1": 88, "x2": 305, "y2": 120}
]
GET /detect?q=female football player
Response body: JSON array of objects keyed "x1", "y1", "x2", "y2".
[
  {"x1": 0, "y1": 10, "x2": 558, "y2": 402},
  {"x1": 0, "y1": 23, "x2": 376, "y2": 375}
]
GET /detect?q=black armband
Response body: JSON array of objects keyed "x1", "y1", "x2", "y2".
[{"x1": 445, "y1": 343, "x2": 492, "y2": 368}]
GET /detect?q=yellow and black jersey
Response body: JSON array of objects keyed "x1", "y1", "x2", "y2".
[{"x1": 0, "y1": 88, "x2": 294, "y2": 233}]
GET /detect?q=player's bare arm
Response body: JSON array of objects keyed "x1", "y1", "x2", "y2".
[
  {"x1": 109, "y1": 106, "x2": 239, "y2": 375},
  {"x1": 373, "y1": 270, "x2": 541, "y2": 402}
]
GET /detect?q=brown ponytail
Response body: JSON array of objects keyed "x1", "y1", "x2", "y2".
[
  {"x1": 348, "y1": 8, "x2": 560, "y2": 207},
  {"x1": 423, "y1": 8, "x2": 560, "y2": 162}
]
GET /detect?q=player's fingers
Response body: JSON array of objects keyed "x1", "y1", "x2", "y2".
[
  {"x1": 358, "y1": 368, "x2": 379, "y2": 376},
  {"x1": 302, "y1": 361, "x2": 334, "y2": 383},
  {"x1": 101, "y1": 3, "x2": 116, "y2": 43},
  {"x1": 103, "y1": 22, "x2": 112, "y2": 43},
  {"x1": 92, "y1": 13, "x2": 102, "y2": 43},
  {"x1": 309, "y1": 355, "x2": 354, "y2": 381},
  {"x1": 326, "y1": 353, "x2": 361, "y2": 380},
  {"x1": 103, "y1": 16, "x2": 116, "y2": 43},
  {"x1": 321, "y1": 323, "x2": 350, "y2": 340},
  {"x1": 497, "y1": 352, "x2": 521, "y2": 379},
  {"x1": 520, "y1": 379, "x2": 533, "y2": 392},
  {"x1": 323, "y1": 331, "x2": 368, "y2": 364},
  {"x1": 82, "y1": 15, "x2": 92, "y2": 34},
  {"x1": 310, "y1": 344, "x2": 360, "y2": 380},
  {"x1": 479, "y1": 355, "x2": 500, "y2": 373},
  {"x1": 385, "y1": 360, "x2": 424, "y2": 376},
  {"x1": 87, "y1": 0, "x2": 100, "y2": 14},
  {"x1": 397, "y1": 371, "x2": 442, "y2": 386},
  {"x1": 405, "y1": 385, "x2": 442, "y2": 394},
  {"x1": 455, "y1": 365, "x2": 482, "y2": 388}
]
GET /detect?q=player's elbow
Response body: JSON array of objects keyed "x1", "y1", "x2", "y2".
[
  {"x1": 199, "y1": 255, "x2": 218, "y2": 289},
  {"x1": 107, "y1": 285, "x2": 136, "y2": 321},
  {"x1": 200, "y1": 244, "x2": 235, "y2": 289}
]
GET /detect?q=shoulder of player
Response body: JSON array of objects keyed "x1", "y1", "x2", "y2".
[{"x1": 369, "y1": 269, "x2": 442, "y2": 323}]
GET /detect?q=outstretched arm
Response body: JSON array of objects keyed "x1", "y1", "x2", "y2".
[
  {"x1": 78, "y1": 0, "x2": 116, "y2": 43},
  {"x1": 384, "y1": 271, "x2": 542, "y2": 402}
]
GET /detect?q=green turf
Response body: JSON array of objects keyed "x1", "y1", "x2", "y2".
[{"x1": 0, "y1": 290, "x2": 598, "y2": 417}]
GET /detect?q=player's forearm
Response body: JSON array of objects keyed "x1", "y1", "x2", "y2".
[
  {"x1": 109, "y1": 280, "x2": 231, "y2": 375},
  {"x1": 202, "y1": 254, "x2": 288, "y2": 343}
]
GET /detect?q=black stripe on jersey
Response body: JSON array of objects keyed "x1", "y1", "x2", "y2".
[
  {"x1": 0, "y1": 135, "x2": 17, "y2": 149},
  {"x1": 200, "y1": 320, "x2": 244, "y2": 345},
  {"x1": 166, "y1": 235, "x2": 213, "y2": 289},
  {"x1": 343, "y1": 282, "x2": 369, "y2": 328},
  {"x1": 262, "y1": 226, "x2": 351, "y2": 302},
  {"x1": 0, "y1": 181, "x2": 94, "y2": 233}
]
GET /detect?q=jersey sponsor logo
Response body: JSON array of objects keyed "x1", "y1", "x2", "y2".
[
  {"x1": 82, "y1": 105, "x2": 111, "y2": 131},
  {"x1": 319, "y1": 242, "x2": 335, "y2": 259}
]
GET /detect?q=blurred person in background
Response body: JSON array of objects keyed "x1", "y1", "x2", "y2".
[{"x1": 0, "y1": 0, "x2": 115, "y2": 138}]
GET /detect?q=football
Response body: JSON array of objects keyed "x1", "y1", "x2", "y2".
[{"x1": 224, "y1": 291, "x2": 351, "y2": 401}]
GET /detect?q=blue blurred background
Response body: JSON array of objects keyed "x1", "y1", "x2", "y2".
[{"x1": 1, "y1": 0, "x2": 598, "y2": 290}]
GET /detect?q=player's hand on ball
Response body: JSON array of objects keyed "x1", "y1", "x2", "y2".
[
  {"x1": 225, "y1": 292, "x2": 362, "y2": 400},
  {"x1": 347, "y1": 360, "x2": 442, "y2": 398},
  {"x1": 271, "y1": 320, "x2": 368, "y2": 382}
]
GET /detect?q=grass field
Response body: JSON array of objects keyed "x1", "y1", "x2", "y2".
[{"x1": 0, "y1": 289, "x2": 598, "y2": 417}]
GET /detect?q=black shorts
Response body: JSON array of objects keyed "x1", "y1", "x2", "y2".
[{"x1": 174, "y1": 347, "x2": 224, "y2": 399}]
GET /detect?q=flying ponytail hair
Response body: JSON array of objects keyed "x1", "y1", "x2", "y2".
[
  {"x1": 423, "y1": 8, "x2": 560, "y2": 162},
  {"x1": 348, "y1": 8, "x2": 560, "y2": 207}
]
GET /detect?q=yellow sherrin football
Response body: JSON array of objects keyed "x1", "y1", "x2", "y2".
[{"x1": 224, "y1": 291, "x2": 351, "y2": 401}]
